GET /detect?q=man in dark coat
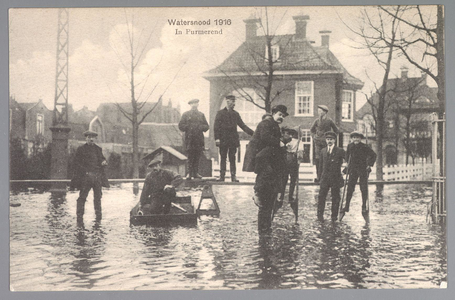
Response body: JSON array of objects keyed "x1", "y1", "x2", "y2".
[
  {"x1": 251, "y1": 105, "x2": 288, "y2": 234},
  {"x1": 178, "y1": 99, "x2": 209, "y2": 180},
  {"x1": 214, "y1": 95, "x2": 254, "y2": 182},
  {"x1": 71, "y1": 130, "x2": 109, "y2": 221},
  {"x1": 317, "y1": 131, "x2": 345, "y2": 221},
  {"x1": 340, "y1": 131, "x2": 377, "y2": 216},
  {"x1": 310, "y1": 105, "x2": 339, "y2": 181},
  {"x1": 139, "y1": 159, "x2": 184, "y2": 215}
]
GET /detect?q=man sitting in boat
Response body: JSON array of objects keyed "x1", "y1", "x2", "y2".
[{"x1": 139, "y1": 159, "x2": 184, "y2": 215}]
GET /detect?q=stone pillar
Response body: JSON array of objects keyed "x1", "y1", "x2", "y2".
[{"x1": 49, "y1": 126, "x2": 71, "y2": 196}]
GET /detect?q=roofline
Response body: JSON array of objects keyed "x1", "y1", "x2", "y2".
[{"x1": 203, "y1": 69, "x2": 342, "y2": 79}]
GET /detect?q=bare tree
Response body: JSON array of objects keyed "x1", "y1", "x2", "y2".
[
  {"x1": 344, "y1": 6, "x2": 403, "y2": 181},
  {"x1": 215, "y1": 8, "x2": 302, "y2": 112},
  {"x1": 110, "y1": 11, "x2": 183, "y2": 190}
]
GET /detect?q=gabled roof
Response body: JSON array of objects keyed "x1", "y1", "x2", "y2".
[
  {"x1": 143, "y1": 146, "x2": 187, "y2": 162},
  {"x1": 204, "y1": 35, "x2": 363, "y2": 89}
]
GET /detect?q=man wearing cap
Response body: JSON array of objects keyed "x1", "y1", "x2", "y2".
[
  {"x1": 178, "y1": 99, "x2": 210, "y2": 180},
  {"x1": 317, "y1": 131, "x2": 345, "y2": 221},
  {"x1": 214, "y1": 95, "x2": 254, "y2": 182},
  {"x1": 139, "y1": 159, "x2": 184, "y2": 215},
  {"x1": 279, "y1": 127, "x2": 300, "y2": 204},
  {"x1": 251, "y1": 104, "x2": 288, "y2": 233},
  {"x1": 310, "y1": 105, "x2": 339, "y2": 181},
  {"x1": 340, "y1": 131, "x2": 377, "y2": 216},
  {"x1": 71, "y1": 130, "x2": 109, "y2": 221}
]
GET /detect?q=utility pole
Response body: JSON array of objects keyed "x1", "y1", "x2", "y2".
[{"x1": 49, "y1": 8, "x2": 71, "y2": 196}]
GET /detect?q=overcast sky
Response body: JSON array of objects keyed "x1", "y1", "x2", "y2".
[{"x1": 9, "y1": 6, "x2": 437, "y2": 117}]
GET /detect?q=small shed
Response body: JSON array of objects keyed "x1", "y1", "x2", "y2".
[{"x1": 143, "y1": 146, "x2": 187, "y2": 176}]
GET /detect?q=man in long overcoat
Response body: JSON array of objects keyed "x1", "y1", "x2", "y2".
[
  {"x1": 341, "y1": 131, "x2": 377, "y2": 217},
  {"x1": 317, "y1": 131, "x2": 345, "y2": 221},
  {"x1": 178, "y1": 99, "x2": 209, "y2": 180},
  {"x1": 214, "y1": 95, "x2": 254, "y2": 182},
  {"x1": 251, "y1": 105, "x2": 288, "y2": 234},
  {"x1": 310, "y1": 105, "x2": 339, "y2": 181},
  {"x1": 71, "y1": 130, "x2": 109, "y2": 221}
]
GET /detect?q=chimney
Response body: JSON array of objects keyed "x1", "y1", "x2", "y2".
[
  {"x1": 320, "y1": 30, "x2": 331, "y2": 47},
  {"x1": 244, "y1": 18, "x2": 260, "y2": 40},
  {"x1": 293, "y1": 15, "x2": 310, "y2": 40},
  {"x1": 400, "y1": 66, "x2": 409, "y2": 79}
]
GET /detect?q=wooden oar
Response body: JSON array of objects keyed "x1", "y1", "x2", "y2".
[{"x1": 171, "y1": 202, "x2": 188, "y2": 213}]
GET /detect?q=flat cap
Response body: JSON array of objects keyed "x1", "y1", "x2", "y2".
[
  {"x1": 148, "y1": 159, "x2": 162, "y2": 168},
  {"x1": 83, "y1": 130, "x2": 98, "y2": 137},
  {"x1": 325, "y1": 131, "x2": 337, "y2": 139},
  {"x1": 271, "y1": 104, "x2": 289, "y2": 117},
  {"x1": 281, "y1": 126, "x2": 297, "y2": 135},
  {"x1": 318, "y1": 105, "x2": 329, "y2": 112},
  {"x1": 350, "y1": 131, "x2": 365, "y2": 139},
  {"x1": 188, "y1": 98, "x2": 200, "y2": 105},
  {"x1": 225, "y1": 95, "x2": 236, "y2": 100}
]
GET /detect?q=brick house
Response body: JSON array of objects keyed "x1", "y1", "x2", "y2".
[
  {"x1": 203, "y1": 14, "x2": 364, "y2": 166},
  {"x1": 9, "y1": 96, "x2": 53, "y2": 155},
  {"x1": 356, "y1": 67, "x2": 439, "y2": 165}
]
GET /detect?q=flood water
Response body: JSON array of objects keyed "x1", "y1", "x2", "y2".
[{"x1": 10, "y1": 183, "x2": 446, "y2": 290}]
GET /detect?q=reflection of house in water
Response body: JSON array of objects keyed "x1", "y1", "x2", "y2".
[
  {"x1": 356, "y1": 67, "x2": 439, "y2": 165},
  {"x1": 204, "y1": 14, "x2": 363, "y2": 167}
]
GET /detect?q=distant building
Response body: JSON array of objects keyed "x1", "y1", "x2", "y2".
[
  {"x1": 9, "y1": 96, "x2": 53, "y2": 155},
  {"x1": 204, "y1": 14, "x2": 364, "y2": 166},
  {"x1": 356, "y1": 67, "x2": 439, "y2": 165}
]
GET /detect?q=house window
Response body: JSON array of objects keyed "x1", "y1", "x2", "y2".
[
  {"x1": 342, "y1": 90, "x2": 354, "y2": 122},
  {"x1": 36, "y1": 114, "x2": 44, "y2": 135},
  {"x1": 363, "y1": 114, "x2": 375, "y2": 136},
  {"x1": 265, "y1": 45, "x2": 280, "y2": 62},
  {"x1": 295, "y1": 81, "x2": 314, "y2": 116}
]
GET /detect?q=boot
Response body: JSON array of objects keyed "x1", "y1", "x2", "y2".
[
  {"x1": 231, "y1": 173, "x2": 239, "y2": 182},
  {"x1": 217, "y1": 171, "x2": 225, "y2": 182}
]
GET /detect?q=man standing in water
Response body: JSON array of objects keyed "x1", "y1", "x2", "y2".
[
  {"x1": 310, "y1": 105, "x2": 339, "y2": 181},
  {"x1": 251, "y1": 105, "x2": 288, "y2": 234},
  {"x1": 178, "y1": 99, "x2": 210, "y2": 180},
  {"x1": 214, "y1": 95, "x2": 254, "y2": 182},
  {"x1": 317, "y1": 131, "x2": 345, "y2": 222},
  {"x1": 71, "y1": 130, "x2": 109, "y2": 222},
  {"x1": 340, "y1": 131, "x2": 376, "y2": 218}
]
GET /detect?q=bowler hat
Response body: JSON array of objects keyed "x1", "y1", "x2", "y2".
[
  {"x1": 318, "y1": 105, "x2": 329, "y2": 112},
  {"x1": 148, "y1": 159, "x2": 162, "y2": 168},
  {"x1": 188, "y1": 99, "x2": 200, "y2": 105},
  {"x1": 83, "y1": 130, "x2": 98, "y2": 137},
  {"x1": 325, "y1": 131, "x2": 337, "y2": 139},
  {"x1": 350, "y1": 131, "x2": 365, "y2": 139},
  {"x1": 225, "y1": 95, "x2": 236, "y2": 100},
  {"x1": 271, "y1": 104, "x2": 289, "y2": 117}
]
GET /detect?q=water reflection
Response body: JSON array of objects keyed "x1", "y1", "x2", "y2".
[
  {"x1": 9, "y1": 184, "x2": 446, "y2": 290},
  {"x1": 70, "y1": 221, "x2": 107, "y2": 289}
]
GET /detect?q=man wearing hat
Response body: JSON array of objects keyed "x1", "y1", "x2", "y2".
[
  {"x1": 310, "y1": 104, "x2": 339, "y2": 181},
  {"x1": 340, "y1": 131, "x2": 377, "y2": 216},
  {"x1": 250, "y1": 104, "x2": 288, "y2": 233},
  {"x1": 317, "y1": 131, "x2": 345, "y2": 221},
  {"x1": 214, "y1": 95, "x2": 254, "y2": 182},
  {"x1": 278, "y1": 126, "x2": 300, "y2": 204},
  {"x1": 178, "y1": 99, "x2": 209, "y2": 180},
  {"x1": 71, "y1": 130, "x2": 109, "y2": 222},
  {"x1": 139, "y1": 159, "x2": 183, "y2": 215}
]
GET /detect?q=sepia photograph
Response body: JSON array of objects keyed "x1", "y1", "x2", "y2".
[{"x1": 8, "y1": 4, "x2": 447, "y2": 292}]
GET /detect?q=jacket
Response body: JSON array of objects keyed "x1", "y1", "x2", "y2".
[
  {"x1": 318, "y1": 146, "x2": 345, "y2": 187},
  {"x1": 178, "y1": 109, "x2": 209, "y2": 151},
  {"x1": 214, "y1": 107, "x2": 254, "y2": 148},
  {"x1": 346, "y1": 142, "x2": 377, "y2": 171},
  {"x1": 70, "y1": 143, "x2": 110, "y2": 189}
]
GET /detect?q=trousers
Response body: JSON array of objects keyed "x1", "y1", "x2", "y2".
[
  {"x1": 187, "y1": 148, "x2": 202, "y2": 177},
  {"x1": 76, "y1": 172, "x2": 103, "y2": 219},
  {"x1": 317, "y1": 182, "x2": 340, "y2": 221},
  {"x1": 344, "y1": 168, "x2": 369, "y2": 210},
  {"x1": 219, "y1": 146, "x2": 237, "y2": 176}
]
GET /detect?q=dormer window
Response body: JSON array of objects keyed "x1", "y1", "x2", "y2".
[{"x1": 265, "y1": 45, "x2": 280, "y2": 62}]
